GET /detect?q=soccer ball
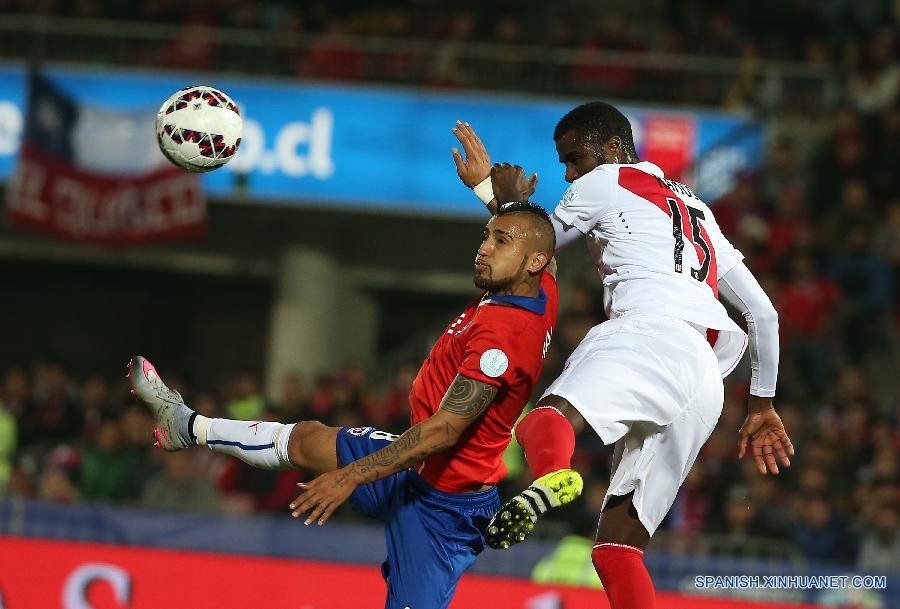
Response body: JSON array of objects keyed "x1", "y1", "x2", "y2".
[{"x1": 156, "y1": 85, "x2": 242, "y2": 173}]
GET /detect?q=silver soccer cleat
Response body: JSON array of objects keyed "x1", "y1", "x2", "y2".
[{"x1": 128, "y1": 355, "x2": 194, "y2": 451}]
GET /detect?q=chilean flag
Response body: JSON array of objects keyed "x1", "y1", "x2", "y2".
[{"x1": 6, "y1": 72, "x2": 205, "y2": 246}]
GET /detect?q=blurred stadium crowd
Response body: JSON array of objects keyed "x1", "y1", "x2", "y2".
[
  {"x1": 2, "y1": 0, "x2": 898, "y2": 107},
  {"x1": 0, "y1": 360, "x2": 414, "y2": 516},
  {"x1": 7, "y1": 0, "x2": 894, "y2": 62},
  {"x1": 1, "y1": 0, "x2": 899, "y2": 576}
]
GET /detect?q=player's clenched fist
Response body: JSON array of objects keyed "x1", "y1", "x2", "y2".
[{"x1": 491, "y1": 163, "x2": 538, "y2": 205}]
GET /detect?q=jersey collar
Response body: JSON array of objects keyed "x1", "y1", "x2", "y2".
[{"x1": 480, "y1": 288, "x2": 547, "y2": 315}]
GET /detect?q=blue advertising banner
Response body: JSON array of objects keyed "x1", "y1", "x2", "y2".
[{"x1": 0, "y1": 64, "x2": 762, "y2": 217}]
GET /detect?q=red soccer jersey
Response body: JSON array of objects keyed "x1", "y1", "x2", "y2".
[{"x1": 408, "y1": 272, "x2": 558, "y2": 493}]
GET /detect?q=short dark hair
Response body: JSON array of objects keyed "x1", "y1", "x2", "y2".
[
  {"x1": 553, "y1": 101, "x2": 636, "y2": 158},
  {"x1": 497, "y1": 201, "x2": 556, "y2": 253}
]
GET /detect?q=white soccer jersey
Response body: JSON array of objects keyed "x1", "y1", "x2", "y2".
[{"x1": 552, "y1": 161, "x2": 748, "y2": 376}]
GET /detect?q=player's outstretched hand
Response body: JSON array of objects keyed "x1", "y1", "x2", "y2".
[
  {"x1": 491, "y1": 162, "x2": 538, "y2": 204},
  {"x1": 738, "y1": 397, "x2": 795, "y2": 475},
  {"x1": 289, "y1": 469, "x2": 359, "y2": 526},
  {"x1": 451, "y1": 121, "x2": 492, "y2": 188}
]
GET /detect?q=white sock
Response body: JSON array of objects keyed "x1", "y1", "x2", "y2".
[{"x1": 198, "y1": 416, "x2": 295, "y2": 470}]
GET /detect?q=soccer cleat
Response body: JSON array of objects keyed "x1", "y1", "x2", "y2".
[
  {"x1": 487, "y1": 468, "x2": 584, "y2": 549},
  {"x1": 128, "y1": 355, "x2": 195, "y2": 451}
]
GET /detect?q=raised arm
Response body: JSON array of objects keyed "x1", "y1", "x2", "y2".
[
  {"x1": 289, "y1": 374, "x2": 498, "y2": 525},
  {"x1": 452, "y1": 121, "x2": 536, "y2": 216}
]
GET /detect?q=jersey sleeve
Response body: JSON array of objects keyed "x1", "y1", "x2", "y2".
[
  {"x1": 719, "y1": 262, "x2": 779, "y2": 397},
  {"x1": 703, "y1": 205, "x2": 745, "y2": 278},
  {"x1": 457, "y1": 312, "x2": 526, "y2": 390},
  {"x1": 551, "y1": 168, "x2": 614, "y2": 247}
]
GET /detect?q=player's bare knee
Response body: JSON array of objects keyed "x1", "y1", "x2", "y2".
[
  {"x1": 287, "y1": 420, "x2": 334, "y2": 469},
  {"x1": 537, "y1": 394, "x2": 585, "y2": 434}
]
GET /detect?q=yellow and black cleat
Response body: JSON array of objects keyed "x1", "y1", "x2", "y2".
[{"x1": 486, "y1": 468, "x2": 583, "y2": 550}]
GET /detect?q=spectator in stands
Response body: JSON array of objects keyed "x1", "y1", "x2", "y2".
[
  {"x1": 871, "y1": 105, "x2": 900, "y2": 200},
  {"x1": 490, "y1": 15, "x2": 527, "y2": 89},
  {"x1": 217, "y1": 456, "x2": 306, "y2": 515},
  {"x1": 698, "y1": 9, "x2": 741, "y2": 57},
  {"x1": 309, "y1": 375, "x2": 335, "y2": 421},
  {"x1": 765, "y1": 186, "x2": 811, "y2": 270},
  {"x1": 141, "y1": 451, "x2": 221, "y2": 513},
  {"x1": 36, "y1": 445, "x2": 80, "y2": 504},
  {"x1": 1, "y1": 367, "x2": 31, "y2": 419},
  {"x1": 276, "y1": 371, "x2": 310, "y2": 422},
  {"x1": 777, "y1": 254, "x2": 838, "y2": 397},
  {"x1": 18, "y1": 361, "x2": 82, "y2": 450},
  {"x1": 761, "y1": 137, "x2": 808, "y2": 204},
  {"x1": 666, "y1": 467, "x2": 710, "y2": 536},
  {"x1": 810, "y1": 107, "x2": 872, "y2": 215},
  {"x1": 154, "y1": 28, "x2": 217, "y2": 72},
  {"x1": 831, "y1": 224, "x2": 895, "y2": 362},
  {"x1": 717, "y1": 485, "x2": 780, "y2": 540},
  {"x1": 857, "y1": 504, "x2": 900, "y2": 572},
  {"x1": 0, "y1": 396, "x2": 15, "y2": 492},
  {"x1": 746, "y1": 475, "x2": 791, "y2": 538},
  {"x1": 225, "y1": 372, "x2": 268, "y2": 421},
  {"x1": 878, "y1": 202, "x2": 900, "y2": 297},
  {"x1": 79, "y1": 415, "x2": 141, "y2": 503},
  {"x1": 428, "y1": 12, "x2": 478, "y2": 88},
  {"x1": 848, "y1": 28, "x2": 900, "y2": 116},
  {"x1": 120, "y1": 403, "x2": 153, "y2": 450},
  {"x1": 302, "y1": 19, "x2": 367, "y2": 81},
  {"x1": 822, "y1": 179, "x2": 879, "y2": 249},
  {"x1": 80, "y1": 375, "x2": 113, "y2": 442},
  {"x1": 792, "y1": 495, "x2": 857, "y2": 564},
  {"x1": 570, "y1": 13, "x2": 643, "y2": 95}
]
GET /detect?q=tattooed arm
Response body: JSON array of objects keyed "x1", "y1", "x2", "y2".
[{"x1": 289, "y1": 374, "x2": 499, "y2": 525}]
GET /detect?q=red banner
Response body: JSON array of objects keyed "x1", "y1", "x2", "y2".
[
  {"x1": 641, "y1": 115, "x2": 696, "y2": 183},
  {"x1": 6, "y1": 144, "x2": 205, "y2": 246},
  {"x1": 0, "y1": 537, "x2": 827, "y2": 609}
]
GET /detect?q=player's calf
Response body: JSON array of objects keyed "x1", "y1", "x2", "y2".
[
  {"x1": 486, "y1": 468, "x2": 583, "y2": 549},
  {"x1": 286, "y1": 421, "x2": 340, "y2": 473}
]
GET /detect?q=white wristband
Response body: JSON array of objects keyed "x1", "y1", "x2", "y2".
[{"x1": 473, "y1": 176, "x2": 495, "y2": 205}]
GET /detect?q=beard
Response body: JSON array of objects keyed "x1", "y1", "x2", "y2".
[
  {"x1": 473, "y1": 256, "x2": 528, "y2": 293},
  {"x1": 473, "y1": 272, "x2": 515, "y2": 292}
]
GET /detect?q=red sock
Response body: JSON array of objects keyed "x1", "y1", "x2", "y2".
[
  {"x1": 514, "y1": 406, "x2": 575, "y2": 478},
  {"x1": 592, "y1": 543, "x2": 656, "y2": 609}
]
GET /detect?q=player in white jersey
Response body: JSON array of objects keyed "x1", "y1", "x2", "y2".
[{"x1": 451, "y1": 103, "x2": 793, "y2": 609}]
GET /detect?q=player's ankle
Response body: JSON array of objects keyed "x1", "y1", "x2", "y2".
[{"x1": 190, "y1": 412, "x2": 210, "y2": 446}]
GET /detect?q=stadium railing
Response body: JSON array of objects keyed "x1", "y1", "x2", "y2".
[{"x1": 0, "y1": 15, "x2": 841, "y2": 111}]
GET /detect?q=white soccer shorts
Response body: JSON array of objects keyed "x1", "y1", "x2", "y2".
[{"x1": 542, "y1": 315, "x2": 724, "y2": 536}]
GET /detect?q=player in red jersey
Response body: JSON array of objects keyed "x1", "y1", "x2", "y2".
[{"x1": 128, "y1": 201, "x2": 566, "y2": 609}]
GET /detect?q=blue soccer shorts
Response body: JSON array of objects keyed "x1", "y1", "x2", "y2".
[{"x1": 336, "y1": 426, "x2": 501, "y2": 609}]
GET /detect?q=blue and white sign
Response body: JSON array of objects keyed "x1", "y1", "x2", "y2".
[{"x1": 0, "y1": 65, "x2": 763, "y2": 216}]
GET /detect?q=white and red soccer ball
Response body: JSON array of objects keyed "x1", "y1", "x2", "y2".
[{"x1": 156, "y1": 85, "x2": 242, "y2": 172}]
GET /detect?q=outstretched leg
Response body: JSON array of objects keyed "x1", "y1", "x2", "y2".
[
  {"x1": 592, "y1": 492, "x2": 654, "y2": 609},
  {"x1": 486, "y1": 394, "x2": 584, "y2": 549},
  {"x1": 129, "y1": 355, "x2": 340, "y2": 473}
]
